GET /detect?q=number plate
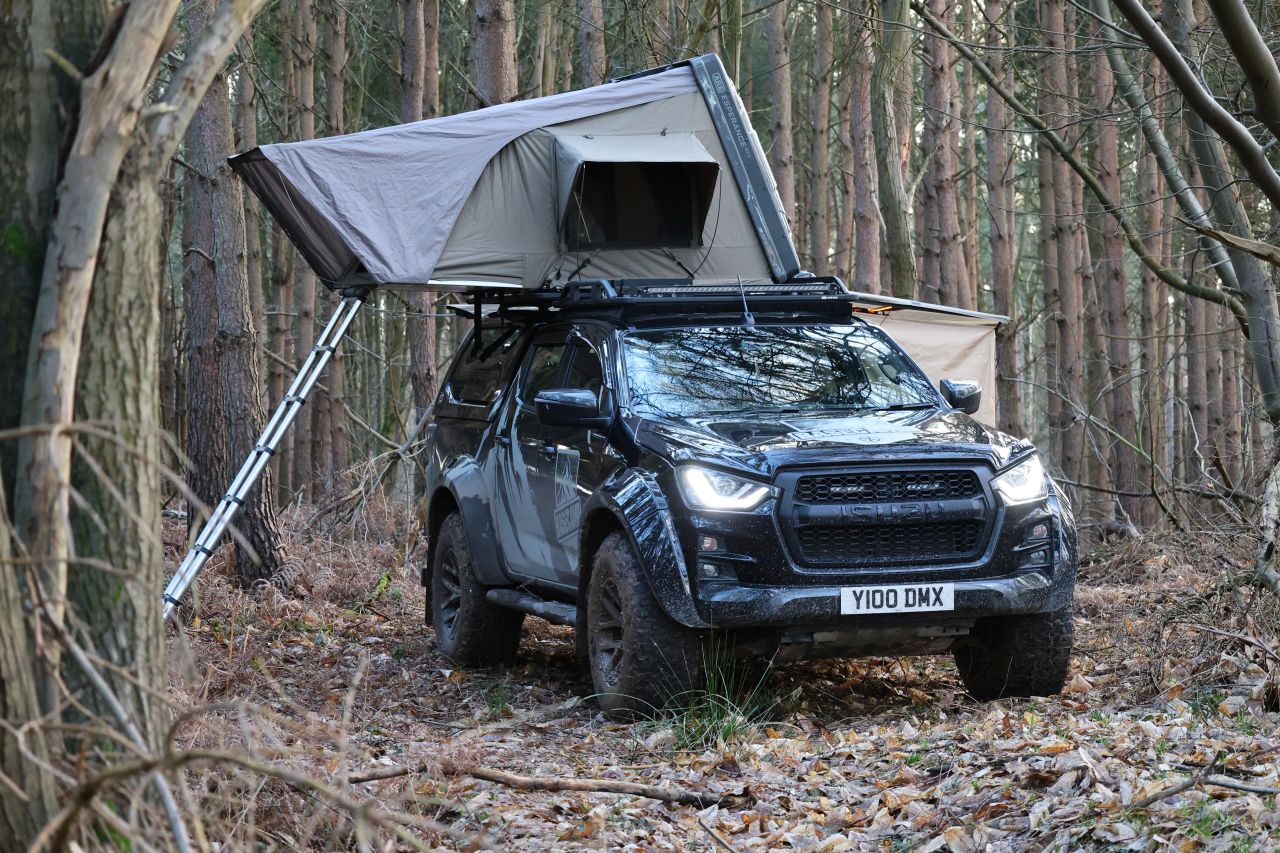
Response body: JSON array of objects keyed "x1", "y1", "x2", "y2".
[{"x1": 840, "y1": 583, "x2": 955, "y2": 615}]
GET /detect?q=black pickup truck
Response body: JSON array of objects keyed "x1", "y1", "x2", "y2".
[{"x1": 422, "y1": 279, "x2": 1077, "y2": 717}]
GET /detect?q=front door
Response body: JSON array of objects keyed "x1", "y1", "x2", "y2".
[
  {"x1": 491, "y1": 335, "x2": 568, "y2": 582},
  {"x1": 535, "y1": 339, "x2": 609, "y2": 585}
]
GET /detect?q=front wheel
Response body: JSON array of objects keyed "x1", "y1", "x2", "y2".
[
  {"x1": 430, "y1": 512, "x2": 524, "y2": 666},
  {"x1": 587, "y1": 532, "x2": 704, "y2": 719},
  {"x1": 953, "y1": 609, "x2": 1074, "y2": 701}
]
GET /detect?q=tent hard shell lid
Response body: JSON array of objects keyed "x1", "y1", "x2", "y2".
[
  {"x1": 161, "y1": 55, "x2": 1008, "y2": 620},
  {"x1": 229, "y1": 54, "x2": 801, "y2": 291}
]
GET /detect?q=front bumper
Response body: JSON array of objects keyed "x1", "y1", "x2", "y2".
[{"x1": 696, "y1": 569, "x2": 1056, "y2": 627}]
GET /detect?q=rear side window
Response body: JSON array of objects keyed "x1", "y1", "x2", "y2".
[{"x1": 446, "y1": 326, "x2": 522, "y2": 405}]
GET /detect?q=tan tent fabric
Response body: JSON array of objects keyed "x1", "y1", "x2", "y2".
[
  {"x1": 866, "y1": 311, "x2": 1000, "y2": 425},
  {"x1": 230, "y1": 66, "x2": 704, "y2": 287},
  {"x1": 432, "y1": 92, "x2": 774, "y2": 288}
]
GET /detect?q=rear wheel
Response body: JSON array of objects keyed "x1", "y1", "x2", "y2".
[
  {"x1": 430, "y1": 513, "x2": 524, "y2": 666},
  {"x1": 587, "y1": 532, "x2": 704, "y2": 719},
  {"x1": 953, "y1": 609, "x2": 1074, "y2": 701}
]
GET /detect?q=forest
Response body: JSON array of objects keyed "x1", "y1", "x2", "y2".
[{"x1": 5, "y1": 0, "x2": 1280, "y2": 848}]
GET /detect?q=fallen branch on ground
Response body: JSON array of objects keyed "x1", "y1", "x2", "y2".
[
  {"x1": 452, "y1": 696, "x2": 582, "y2": 744},
  {"x1": 350, "y1": 759, "x2": 725, "y2": 807},
  {"x1": 1134, "y1": 751, "x2": 1223, "y2": 809}
]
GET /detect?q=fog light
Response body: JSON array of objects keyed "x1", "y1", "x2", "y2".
[
  {"x1": 699, "y1": 535, "x2": 720, "y2": 552},
  {"x1": 1031, "y1": 523, "x2": 1049, "y2": 539},
  {"x1": 1019, "y1": 548, "x2": 1051, "y2": 569},
  {"x1": 697, "y1": 562, "x2": 720, "y2": 579}
]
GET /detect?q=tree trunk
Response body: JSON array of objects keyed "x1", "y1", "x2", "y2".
[
  {"x1": 325, "y1": 0, "x2": 349, "y2": 476},
  {"x1": 873, "y1": 0, "x2": 915, "y2": 298},
  {"x1": 273, "y1": 0, "x2": 297, "y2": 504},
  {"x1": 0, "y1": 0, "x2": 105, "y2": 502},
  {"x1": 1038, "y1": 128, "x2": 1062, "y2": 469},
  {"x1": 14, "y1": 0, "x2": 194, "y2": 709},
  {"x1": 1055, "y1": 4, "x2": 1084, "y2": 486},
  {"x1": 1221, "y1": 308, "x2": 1242, "y2": 483},
  {"x1": 185, "y1": 0, "x2": 284, "y2": 586},
  {"x1": 834, "y1": 64, "x2": 853, "y2": 279},
  {"x1": 474, "y1": 0, "x2": 516, "y2": 106},
  {"x1": 765, "y1": 0, "x2": 795, "y2": 232},
  {"x1": 70, "y1": 154, "x2": 167, "y2": 750},
  {"x1": 0, "y1": 480, "x2": 55, "y2": 853},
  {"x1": 292, "y1": 0, "x2": 317, "y2": 500},
  {"x1": 722, "y1": 0, "x2": 742, "y2": 82},
  {"x1": 808, "y1": 0, "x2": 833, "y2": 270},
  {"x1": 1185, "y1": 293, "x2": 1209, "y2": 485},
  {"x1": 1093, "y1": 44, "x2": 1142, "y2": 523},
  {"x1": 984, "y1": 0, "x2": 1020, "y2": 436},
  {"x1": 424, "y1": 0, "x2": 440, "y2": 117},
  {"x1": 402, "y1": 0, "x2": 437, "y2": 499},
  {"x1": 577, "y1": 0, "x2": 606, "y2": 86}
]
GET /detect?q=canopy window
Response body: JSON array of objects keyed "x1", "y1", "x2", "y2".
[{"x1": 553, "y1": 132, "x2": 720, "y2": 252}]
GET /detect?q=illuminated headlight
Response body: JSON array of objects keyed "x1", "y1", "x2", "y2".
[
  {"x1": 677, "y1": 467, "x2": 775, "y2": 511},
  {"x1": 992, "y1": 455, "x2": 1049, "y2": 504}
]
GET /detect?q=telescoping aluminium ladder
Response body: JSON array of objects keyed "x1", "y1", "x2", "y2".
[{"x1": 161, "y1": 290, "x2": 368, "y2": 621}]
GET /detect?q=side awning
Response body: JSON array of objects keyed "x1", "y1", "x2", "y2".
[{"x1": 551, "y1": 132, "x2": 720, "y2": 251}]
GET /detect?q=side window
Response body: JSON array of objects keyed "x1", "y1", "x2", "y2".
[
  {"x1": 446, "y1": 326, "x2": 522, "y2": 406},
  {"x1": 519, "y1": 343, "x2": 567, "y2": 405},
  {"x1": 565, "y1": 344, "x2": 603, "y2": 396}
]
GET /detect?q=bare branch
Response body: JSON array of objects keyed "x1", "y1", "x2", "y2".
[
  {"x1": 1206, "y1": 0, "x2": 1280, "y2": 141},
  {"x1": 910, "y1": 0, "x2": 1249, "y2": 329},
  {"x1": 1112, "y1": 0, "x2": 1280, "y2": 211}
]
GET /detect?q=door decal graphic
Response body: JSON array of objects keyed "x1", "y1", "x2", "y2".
[{"x1": 554, "y1": 448, "x2": 582, "y2": 545}]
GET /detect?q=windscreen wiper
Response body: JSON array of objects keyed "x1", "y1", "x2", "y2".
[{"x1": 868, "y1": 402, "x2": 936, "y2": 411}]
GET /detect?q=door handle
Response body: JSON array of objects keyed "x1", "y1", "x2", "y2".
[{"x1": 540, "y1": 444, "x2": 557, "y2": 461}]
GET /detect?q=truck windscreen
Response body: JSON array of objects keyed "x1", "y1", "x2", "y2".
[{"x1": 622, "y1": 325, "x2": 938, "y2": 418}]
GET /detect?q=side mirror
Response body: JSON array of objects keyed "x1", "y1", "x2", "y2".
[
  {"x1": 535, "y1": 388, "x2": 612, "y2": 429},
  {"x1": 940, "y1": 379, "x2": 982, "y2": 416}
]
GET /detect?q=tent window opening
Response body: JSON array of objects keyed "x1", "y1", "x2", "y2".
[{"x1": 563, "y1": 160, "x2": 718, "y2": 252}]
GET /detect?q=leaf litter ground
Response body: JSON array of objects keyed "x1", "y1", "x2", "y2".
[{"x1": 166, "y1": 508, "x2": 1280, "y2": 851}]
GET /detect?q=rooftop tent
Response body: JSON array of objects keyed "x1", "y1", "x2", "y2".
[
  {"x1": 229, "y1": 55, "x2": 800, "y2": 291},
  {"x1": 850, "y1": 292, "x2": 1007, "y2": 426}
]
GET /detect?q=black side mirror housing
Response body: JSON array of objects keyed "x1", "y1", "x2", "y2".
[
  {"x1": 535, "y1": 388, "x2": 613, "y2": 429},
  {"x1": 940, "y1": 379, "x2": 982, "y2": 416}
]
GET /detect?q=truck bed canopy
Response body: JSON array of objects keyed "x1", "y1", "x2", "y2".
[{"x1": 229, "y1": 57, "x2": 798, "y2": 291}]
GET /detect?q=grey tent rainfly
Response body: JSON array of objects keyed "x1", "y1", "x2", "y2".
[{"x1": 161, "y1": 54, "x2": 1005, "y2": 618}]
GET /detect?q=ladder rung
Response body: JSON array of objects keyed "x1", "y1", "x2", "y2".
[
  {"x1": 195, "y1": 544, "x2": 213, "y2": 556},
  {"x1": 285, "y1": 394, "x2": 306, "y2": 405},
  {"x1": 223, "y1": 494, "x2": 244, "y2": 506},
  {"x1": 253, "y1": 444, "x2": 275, "y2": 455}
]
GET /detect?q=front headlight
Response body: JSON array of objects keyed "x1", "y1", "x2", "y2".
[
  {"x1": 677, "y1": 466, "x2": 774, "y2": 511},
  {"x1": 992, "y1": 454, "x2": 1049, "y2": 504}
]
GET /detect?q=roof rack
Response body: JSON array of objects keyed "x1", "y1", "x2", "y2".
[{"x1": 448, "y1": 276, "x2": 855, "y2": 326}]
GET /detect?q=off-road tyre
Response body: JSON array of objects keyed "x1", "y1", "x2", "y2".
[
  {"x1": 587, "y1": 532, "x2": 704, "y2": 719},
  {"x1": 430, "y1": 512, "x2": 524, "y2": 666},
  {"x1": 953, "y1": 609, "x2": 1074, "y2": 701}
]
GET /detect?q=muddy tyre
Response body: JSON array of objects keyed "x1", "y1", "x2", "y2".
[
  {"x1": 430, "y1": 513, "x2": 524, "y2": 666},
  {"x1": 953, "y1": 609, "x2": 1074, "y2": 701},
  {"x1": 587, "y1": 532, "x2": 704, "y2": 719}
]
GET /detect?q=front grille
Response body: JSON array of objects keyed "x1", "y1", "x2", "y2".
[
  {"x1": 795, "y1": 471, "x2": 981, "y2": 504},
  {"x1": 796, "y1": 520, "x2": 986, "y2": 565}
]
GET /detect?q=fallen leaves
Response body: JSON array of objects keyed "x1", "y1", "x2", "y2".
[{"x1": 166, "y1": 514, "x2": 1280, "y2": 850}]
